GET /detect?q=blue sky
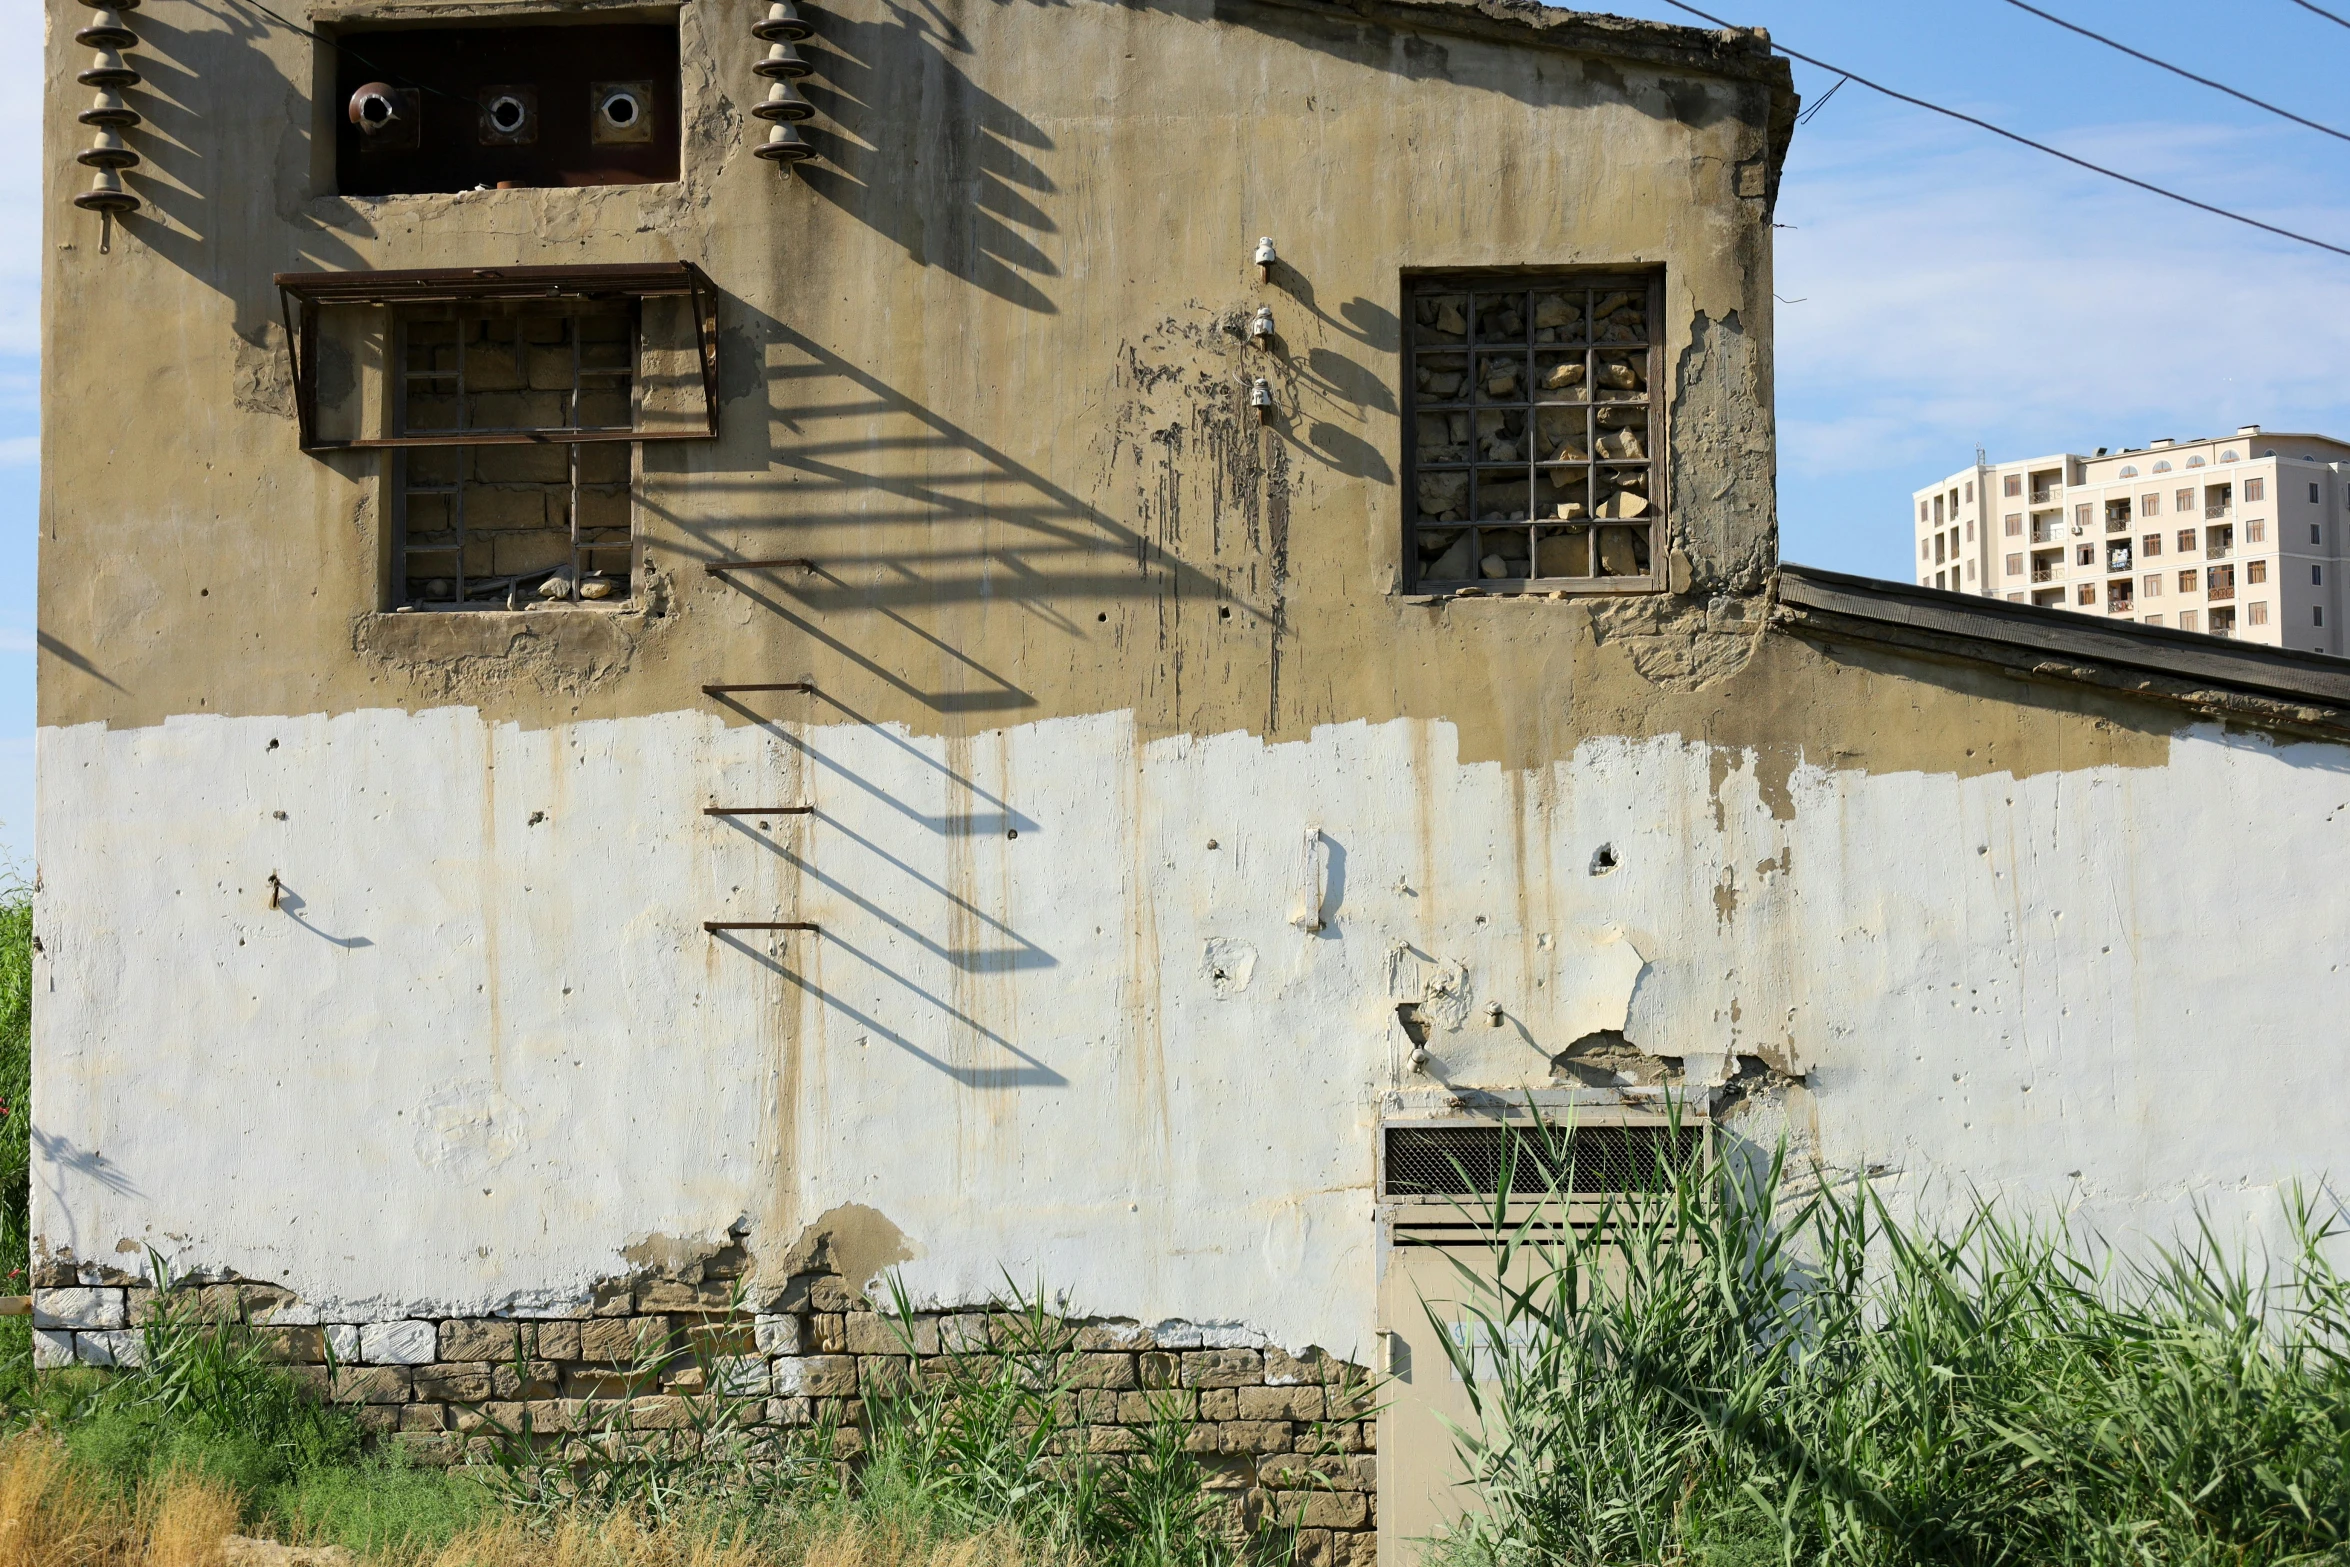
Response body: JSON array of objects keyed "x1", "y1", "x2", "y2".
[{"x1": 6, "y1": 0, "x2": 2350, "y2": 867}]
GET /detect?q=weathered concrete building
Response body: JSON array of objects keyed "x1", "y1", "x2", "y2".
[{"x1": 35, "y1": 0, "x2": 2350, "y2": 1556}]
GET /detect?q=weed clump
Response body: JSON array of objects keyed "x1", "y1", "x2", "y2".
[{"x1": 1427, "y1": 1117, "x2": 2350, "y2": 1567}]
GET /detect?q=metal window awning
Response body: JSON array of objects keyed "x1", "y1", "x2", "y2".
[{"x1": 271, "y1": 261, "x2": 720, "y2": 453}]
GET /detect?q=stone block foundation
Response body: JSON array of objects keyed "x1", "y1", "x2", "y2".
[{"x1": 31, "y1": 1270, "x2": 1378, "y2": 1565}]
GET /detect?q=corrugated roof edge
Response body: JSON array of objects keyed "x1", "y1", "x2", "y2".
[
  {"x1": 1776, "y1": 562, "x2": 2350, "y2": 742},
  {"x1": 1233, "y1": 0, "x2": 1798, "y2": 183}
]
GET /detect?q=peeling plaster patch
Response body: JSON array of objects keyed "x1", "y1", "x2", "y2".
[
  {"x1": 412, "y1": 1082, "x2": 523, "y2": 1184},
  {"x1": 1201, "y1": 937, "x2": 1257, "y2": 997},
  {"x1": 1552, "y1": 927, "x2": 1647, "y2": 1041},
  {"x1": 775, "y1": 1204, "x2": 915, "y2": 1303}
]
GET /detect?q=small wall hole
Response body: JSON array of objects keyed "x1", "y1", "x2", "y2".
[{"x1": 1590, "y1": 844, "x2": 1618, "y2": 875}]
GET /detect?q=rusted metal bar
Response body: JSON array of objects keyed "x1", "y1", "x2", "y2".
[
  {"x1": 703, "y1": 806, "x2": 815, "y2": 816},
  {"x1": 702, "y1": 682, "x2": 814, "y2": 694},
  {"x1": 704, "y1": 921, "x2": 819, "y2": 932},
  {"x1": 705, "y1": 558, "x2": 816, "y2": 575}
]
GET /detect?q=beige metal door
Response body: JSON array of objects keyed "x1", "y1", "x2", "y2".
[{"x1": 1372, "y1": 1108, "x2": 1697, "y2": 1567}]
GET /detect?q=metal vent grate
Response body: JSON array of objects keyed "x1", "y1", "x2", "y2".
[{"x1": 1382, "y1": 1122, "x2": 1701, "y2": 1197}]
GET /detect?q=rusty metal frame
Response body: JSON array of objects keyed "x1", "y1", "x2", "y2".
[
  {"x1": 1400, "y1": 268, "x2": 1666, "y2": 596},
  {"x1": 273, "y1": 261, "x2": 721, "y2": 452}
]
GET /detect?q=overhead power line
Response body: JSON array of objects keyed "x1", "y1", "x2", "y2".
[
  {"x1": 2288, "y1": 0, "x2": 2350, "y2": 31},
  {"x1": 1997, "y1": 0, "x2": 2350, "y2": 146},
  {"x1": 1796, "y1": 74, "x2": 1846, "y2": 126},
  {"x1": 1654, "y1": 0, "x2": 2350, "y2": 263}
]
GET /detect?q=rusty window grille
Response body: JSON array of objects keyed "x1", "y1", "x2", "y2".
[
  {"x1": 1382, "y1": 1122, "x2": 1702, "y2": 1197},
  {"x1": 395, "y1": 306, "x2": 639, "y2": 609},
  {"x1": 1404, "y1": 272, "x2": 1664, "y2": 593}
]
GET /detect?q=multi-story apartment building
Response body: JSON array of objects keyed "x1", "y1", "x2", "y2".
[{"x1": 1912, "y1": 427, "x2": 2350, "y2": 652}]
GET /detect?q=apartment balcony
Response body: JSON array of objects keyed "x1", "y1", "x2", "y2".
[
  {"x1": 2031, "y1": 566, "x2": 2057, "y2": 584},
  {"x1": 2208, "y1": 580, "x2": 2235, "y2": 601},
  {"x1": 2031, "y1": 487, "x2": 2062, "y2": 505},
  {"x1": 2106, "y1": 595, "x2": 2134, "y2": 615},
  {"x1": 2206, "y1": 502, "x2": 2232, "y2": 519}
]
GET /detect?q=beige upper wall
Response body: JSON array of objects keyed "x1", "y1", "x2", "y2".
[{"x1": 41, "y1": 0, "x2": 1792, "y2": 763}]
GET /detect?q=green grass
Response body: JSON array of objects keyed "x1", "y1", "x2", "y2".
[{"x1": 1427, "y1": 1115, "x2": 2350, "y2": 1567}]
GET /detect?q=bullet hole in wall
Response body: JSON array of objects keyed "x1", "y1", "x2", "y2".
[
  {"x1": 1590, "y1": 844, "x2": 1618, "y2": 875},
  {"x1": 1006, "y1": 829, "x2": 1019, "y2": 840},
  {"x1": 266, "y1": 739, "x2": 278, "y2": 751},
  {"x1": 528, "y1": 811, "x2": 547, "y2": 825},
  {"x1": 1097, "y1": 612, "x2": 1108, "y2": 622},
  {"x1": 1219, "y1": 606, "x2": 1232, "y2": 619}
]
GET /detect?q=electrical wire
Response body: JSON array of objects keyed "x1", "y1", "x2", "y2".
[
  {"x1": 1997, "y1": 0, "x2": 2350, "y2": 145},
  {"x1": 1796, "y1": 74, "x2": 1846, "y2": 126},
  {"x1": 1656, "y1": 0, "x2": 2350, "y2": 262},
  {"x1": 2288, "y1": 0, "x2": 2350, "y2": 31},
  {"x1": 217, "y1": 0, "x2": 468, "y2": 102}
]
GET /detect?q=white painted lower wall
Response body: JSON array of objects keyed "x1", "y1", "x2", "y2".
[{"x1": 32, "y1": 703, "x2": 2350, "y2": 1354}]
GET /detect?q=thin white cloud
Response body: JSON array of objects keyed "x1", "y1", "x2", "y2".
[{"x1": 1771, "y1": 114, "x2": 2350, "y2": 488}]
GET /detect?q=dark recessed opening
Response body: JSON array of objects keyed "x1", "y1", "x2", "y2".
[{"x1": 333, "y1": 20, "x2": 681, "y2": 195}]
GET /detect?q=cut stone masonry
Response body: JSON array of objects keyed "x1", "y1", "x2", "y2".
[{"x1": 32, "y1": 1267, "x2": 1377, "y2": 1567}]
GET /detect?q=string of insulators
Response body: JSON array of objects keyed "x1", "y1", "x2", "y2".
[
  {"x1": 72, "y1": 0, "x2": 143, "y2": 223},
  {"x1": 749, "y1": 1, "x2": 816, "y2": 165}
]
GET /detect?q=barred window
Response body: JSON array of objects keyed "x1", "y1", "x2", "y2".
[
  {"x1": 395, "y1": 304, "x2": 638, "y2": 609},
  {"x1": 1406, "y1": 272, "x2": 1662, "y2": 592}
]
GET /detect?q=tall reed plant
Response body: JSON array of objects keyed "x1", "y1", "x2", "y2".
[{"x1": 1428, "y1": 1113, "x2": 2350, "y2": 1567}]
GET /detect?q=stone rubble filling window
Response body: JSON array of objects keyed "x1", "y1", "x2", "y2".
[
  {"x1": 396, "y1": 305, "x2": 637, "y2": 609},
  {"x1": 1406, "y1": 273, "x2": 1660, "y2": 590}
]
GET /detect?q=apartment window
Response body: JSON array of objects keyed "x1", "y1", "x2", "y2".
[
  {"x1": 2005, "y1": 474, "x2": 2022, "y2": 498},
  {"x1": 2210, "y1": 606, "x2": 2235, "y2": 635},
  {"x1": 2142, "y1": 533, "x2": 2162, "y2": 556},
  {"x1": 2118, "y1": 465, "x2": 2138, "y2": 478},
  {"x1": 2004, "y1": 513, "x2": 2022, "y2": 536},
  {"x1": 2244, "y1": 477, "x2": 2265, "y2": 503},
  {"x1": 2179, "y1": 610, "x2": 2199, "y2": 631},
  {"x1": 2208, "y1": 564, "x2": 2234, "y2": 600},
  {"x1": 2144, "y1": 613, "x2": 2163, "y2": 625},
  {"x1": 2316, "y1": 564, "x2": 2326, "y2": 586},
  {"x1": 2106, "y1": 579, "x2": 2133, "y2": 613},
  {"x1": 2318, "y1": 606, "x2": 2328, "y2": 627},
  {"x1": 1918, "y1": 501, "x2": 1929, "y2": 524},
  {"x1": 2075, "y1": 503, "x2": 2092, "y2": 530},
  {"x1": 2247, "y1": 559, "x2": 2267, "y2": 585},
  {"x1": 1965, "y1": 518, "x2": 1975, "y2": 541},
  {"x1": 2176, "y1": 490, "x2": 2194, "y2": 512},
  {"x1": 1920, "y1": 539, "x2": 1932, "y2": 562},
  {"x1": 1965, "y1": 481, "x2": 1974, "y2": 502},
  {"x1": 2142, "y1": 493, "x2": 2159, "y2": 516},
  {"x1": 1407, "y1": 272, "x2": 1661, "y2": 590},
  {"x1": 2315, "y1": 524, "x2": 2325, "y2": 545},
  {"x1": 1935, "y1": 570, "x2": 1947, "y2": 589},
  {"x1": 2142, "y1": 573, "x2": 2162, "y2": 597},
  {"x1": 2179, "y1": 570, "x2": 2197, "y2": 593},
  {"x1": 1935, "y1": 533, "x2": 1947, "y2": 564},
  {"x1": 2076, "y1": 544, "x2": 2095, "y2": 567},
  {"x1": 2006, "y1": 553, "x2": 2023, "y2": 576},
  {"x1": 2207, "y1": 524, "x2": 2232, "y2": 558},
  {"x1": 2076, "y1": 584, "x2": 2096, "y2": 606},
  {"x1": 2248, "y1": 520, "x2": 2265, "y2": 543},
  {"x1": 2188, "y1": 455, "x2": 2206, "y2": 467},
  {"x1": 2154, "y1": 460, "x2": 2172, "y2": 473},
  {"x1": 2250, "y1": 601, "x2": 2270, "y2": 625},
  {"x1": 2177, "y1": 529, "x2": 2196, "y2": 553},
  {"x1": 2222, "y1": 449, "x2": 2239, "y2": 463},
  {"x1": 1966, "y1": 560, "x2": 1977, "y2": 580},
  {"x1": 1933, "y1": 495, "x2": 1945, "y2": 525},
  {"x1": 2313, "y1": 482, "x2": 2323, "y2": 504},
  {"x1": 2007, "y1": 592, "x2": 2024, "y2": 602}
]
